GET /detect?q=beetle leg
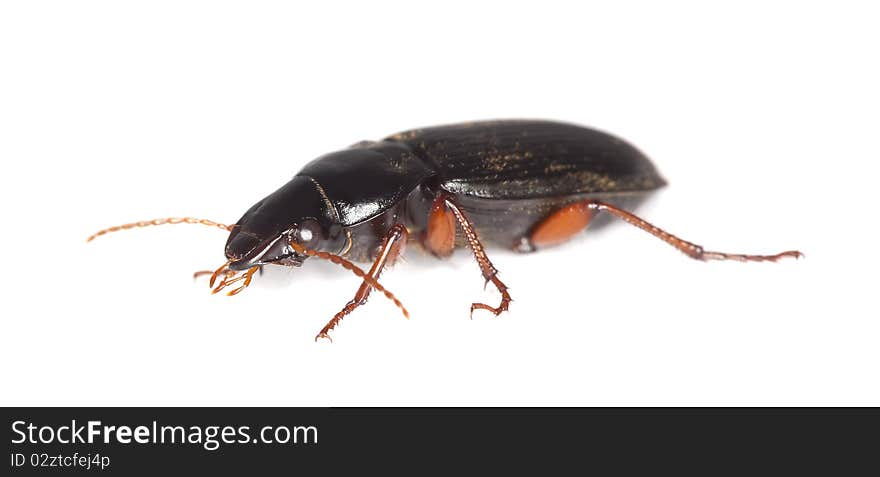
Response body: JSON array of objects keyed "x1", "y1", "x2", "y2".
[
  {"x1": 420, "y1": 195, "x2": 457, "y2": 258},
  {"x1": 315, "y1": 224, "x2": 408, "y2": 342},
  {"x1": 523, "y1": 200, "x2": 803, "y2": 262},
  {"x1": 441, "y1": 196, "x2": 512, "y2": 318}
]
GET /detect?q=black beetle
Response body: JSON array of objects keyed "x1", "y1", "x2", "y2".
[{"x1": 89, "y1": 119, "x2": 801, "y2": 341}]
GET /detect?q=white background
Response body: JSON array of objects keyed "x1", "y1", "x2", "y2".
[{"x1": 1, "y1": 1, "x2": 877, "y2": 405}]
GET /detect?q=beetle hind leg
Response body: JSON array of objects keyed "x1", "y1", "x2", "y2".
[{"x1": 521, "y1": 199, "x2": 802, "y2": 262}]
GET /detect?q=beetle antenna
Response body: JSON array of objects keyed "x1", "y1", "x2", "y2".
[
  {"x1": 87, "y1": 217, "x2": 233, "y2": 242},
  {"x1": 288, "y1": 242, "x2": 410, "y2": 320}
]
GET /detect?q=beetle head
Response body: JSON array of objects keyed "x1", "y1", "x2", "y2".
[{"x1": 225, "y1": 176, "x2": 342, "y2": 271}]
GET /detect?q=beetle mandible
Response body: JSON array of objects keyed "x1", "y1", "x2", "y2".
[{"x1": 89, "y1": 120, "x2": 802, "y2": 341}]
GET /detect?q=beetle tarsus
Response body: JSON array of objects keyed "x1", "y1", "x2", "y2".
[
  {"x1": 469, "y1": 275, "x2": 512, "y2": 319},
  {"x1": 700, "y1": 249, "x2": 804, "y2": 262},
  {"x1": 315, "y1": 332, "x2": 333, "y2": 343},
  {"x1": 315, "y1": 306, "x2": 353, "y2": 343}
]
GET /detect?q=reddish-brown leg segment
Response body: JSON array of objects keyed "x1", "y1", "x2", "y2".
[
  {"x1": 315, "y1": 224, "x2": 408, "y2": 342},
  {"x1": 193, "y1": 265, "x2": 262, "y2": 284},
  {"x1": 441, "y1": 197, "x2": 512, "y2": 317},
  {"x1": 525, "y1": 199, "x2": 803, "y2": 262},
  {"x1": 528, "y1": 202, "x2": 594, "y2": 249},
  {"x1": 421, "y1": 195, "x2": 457, "y2": 258}
]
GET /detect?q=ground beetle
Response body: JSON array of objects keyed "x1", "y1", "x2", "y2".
[{"x1": 89, "y1": 120, "x2": 801, "y2": 341}]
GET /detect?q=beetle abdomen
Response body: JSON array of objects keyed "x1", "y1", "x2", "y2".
[{"x1": 387, "y1": 120, "x2": 665, "y2": 199}]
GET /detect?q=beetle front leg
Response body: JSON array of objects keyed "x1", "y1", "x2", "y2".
[
  {"x1": 521, "y1": 200, "x2": 802, "y2": 262},
  {"x1": 315, "y1": 224, "x2": 408, "y2": 342},
  {"x1": 432, "y1": 195, "x2": 512, "y2": 318}
]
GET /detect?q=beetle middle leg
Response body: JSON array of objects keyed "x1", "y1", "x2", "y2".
[
  {"x1": 315, "y1": 224, "x2": 408, "y2": 342},
  {"x1": 427, "y1": 194, "x2": 512, "y2": 318},
  {"x1": 521, "y1": 200, "x2": 802, "y2": 262}
]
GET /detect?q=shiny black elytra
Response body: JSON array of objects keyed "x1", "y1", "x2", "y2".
[{"x1": 90, "y1": 120, "x2": 801, "y2": 341}]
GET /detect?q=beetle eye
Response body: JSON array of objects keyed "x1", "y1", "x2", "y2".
[{"x1": 295, "y1": 219, "x2": 323, "y2": 248}]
